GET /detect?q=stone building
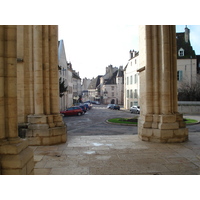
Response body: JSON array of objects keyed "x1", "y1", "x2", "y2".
[
  {"x1": 81, "y1": 78, "x2": 92, "y2": 102},
  {"x1": 124, "y1": 26, "x2": 199, "y2": 109},
  {"x1": 58, "y1": 40, "x2": 73, "y2": 110},
  {"x1": 72, "y1": 70, "x2": 82, "y2": 104},
  {"x1": 124, "y1": 50, "x2": 139, "y2": 109},
  {"x1": 176, "y1": 26, "x2": 197, "y2": 88},
  {"x1": 87, "y1": 75, "x2": 102, "y2": 101}
]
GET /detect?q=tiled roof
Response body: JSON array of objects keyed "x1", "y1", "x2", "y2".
[{"x1": 176, "y1": 32, "x2": 196, "y2": 59}]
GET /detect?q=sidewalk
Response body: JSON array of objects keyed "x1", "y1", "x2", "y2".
[{"x1": 32, "y1": 131, "x2": 200, "y2": 175}]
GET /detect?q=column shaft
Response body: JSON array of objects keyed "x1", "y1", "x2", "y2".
[
  {"x1": 0, "y1": 26, "x2": 5, "y2": 139},
  {"x1": 5, "y1": 25, "x2": 18, "y2": 139},
  {"x1": 49, "y1": 25, "x2": 60, "y2": 114},
  {"x1": 145, "y1": 26, "x2": 153, "y2": 114},
  {"x1": 43, "y1": 26, "x2": 50, "y2": 115},
  {"x1": 33, "y1": 25, "x2": 43, "y2": 115}
]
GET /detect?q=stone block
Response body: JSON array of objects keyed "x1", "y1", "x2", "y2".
[
  {"x1": 160, "y1": 115, "x2": 176, "y2": 123},
  {"x1": 26, "y1": 129, "x2": 33, "y2": 137},
  {"x1": 144, "y1": 114, "x2": 153, "y2": 122},
  {"x1": 1, "y1": 147, "x2": 33, "y2": 169},
  {"x1": 53, "y1": 114, "x2": 63, "y2": 122},
  {"x1": 152, "y1": 122, "x2": 158, "y2": 129},
  {"x1": 160, "y1": 130, "x2": 174, "y2": 139},
  {"x1": 26, "y1": 156, "x2": 35, "y2": 175},
  {"x1": 179, "y1": 121, "x2": 186, "y2": 128},
  {"x1": 167, "y1": 136, "x2": 188, "y2": 143},
  {"x1": 2, "y1": 165, "x2": 27, "y2": 175},
  {"x1": 158, "y1": 122, "x2": 179, "y2": 130},
  {"x1": 61, "y1": 134, "x2": 67, "y2": 143},
  {"x1": 28, "y1": 124, "x2": 49, "y2": 130},
  {"x1": 141, "y1": 128, "x2": 153, "y2": 137},
  {"x1": 50, "y1": 126, "x2": 66, "y2": 136},
  {"x1": 143, "y1": 122, "x2": 152, "y2": 128},
  {"x1": 32, "y1": 129, "x2": 51, "y2": 137},
  {"x1": 0, "y1": 139, "x2": 28, "y2": 154},
  {"x1": 28, "y1": 115, "x2": 47, "y2": 124},
  {"x1": 173, "y1": 128, "x2": 188, "y2": 136},
  {"x1": 176, "y1": 113, "x2": 184, "y2": 121},
  {"x1": 28, "y1": 137, "x2": 41, "y2": 146},
  {"x1": 153, "y1": 115, "x2": 160, "y2": 122}
]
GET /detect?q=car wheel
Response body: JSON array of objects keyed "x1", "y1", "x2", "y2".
[{"x1": 77, "y1": 112, "x2": 82, "y2": 116}]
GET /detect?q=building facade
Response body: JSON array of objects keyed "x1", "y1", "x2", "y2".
[
  {"x1": 176, "y1": 26, "x2": 197, "y2": 88},
  {"x1": 124, "y1": 50, "x2": 140, "y2": 109}
]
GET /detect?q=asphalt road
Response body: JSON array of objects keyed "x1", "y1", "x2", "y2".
[
  {"x1": 62, "y1": 105, "x2": 138, "y2": 136},
  {"x1": 62, "y1": 105, "x2": 200, "y2": 136}
]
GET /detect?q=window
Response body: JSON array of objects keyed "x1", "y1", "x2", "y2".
[
  {"x1": 130, "y1": 76, "x2": 133, "y2": 84},
  {"x1": 177, "y1": 71, "x2": 183, "y2": 81},
  {"x1": 178, "y1": 48, "x2": 184, "y2": 57},
  {"x1": 127, "y1": 90, "x2": 129, "y2": 98},
  {"x1": 134, "y1": 89, "x2": 138, "y2": 98},
  {"x1": 112, "y1": 92, "x2": 114, "y2": 97},
  {"x1": 134, "y1": 74, "x2": 137, "y2": 83},
  {"x1": 111, "y1": 86, "x2": 114, "y2": 90},
  {"x1": 127, "y1": 77, "x2": 129, "y2": 85},
  {"x1": 130, "y1": 89, "x2": 133, "y2": 98}
]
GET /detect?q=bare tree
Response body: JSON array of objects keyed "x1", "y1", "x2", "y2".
[{"x1": 178, "y1": 74, "x2": 200, "y2": 101}]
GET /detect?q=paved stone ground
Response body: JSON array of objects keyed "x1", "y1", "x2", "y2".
[
  {"x1": 32, "y1": 105, "x2": 200, "y2": 175},
  {"x1": 32, "y1": 133, "x2": 200, "y2": 175}
]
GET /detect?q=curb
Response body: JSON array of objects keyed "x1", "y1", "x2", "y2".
[{"x1": 105, "y1": 120, "x2": 137, "y2": 126}]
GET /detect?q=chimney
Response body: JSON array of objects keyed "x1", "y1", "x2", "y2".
[{"x1": 184, "y1": 25, "x2": 190, "y2": 43}]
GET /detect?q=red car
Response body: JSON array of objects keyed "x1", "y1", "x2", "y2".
[{"x1": 60, "y1": 106, "x2": 83, "y2": 116}]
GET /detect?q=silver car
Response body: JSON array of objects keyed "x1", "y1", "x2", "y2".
[{"x1": 130, "y1": 106, "x2": 140, "y2": 114}]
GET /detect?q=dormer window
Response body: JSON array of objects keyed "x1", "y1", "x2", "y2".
[{"x1": 178, "y1": 48, "x2": 184, "y2": 57}]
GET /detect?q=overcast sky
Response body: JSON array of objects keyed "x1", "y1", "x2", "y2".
[
  {"x1": 3, "y1": 1, "x2": 200, "y2": 80},
  {"x1": 55, "y1": 1, "x2": 200, "y2": 79},
  {"x1": 58, "y1": 24, "x2": 200, "y2": 79}
]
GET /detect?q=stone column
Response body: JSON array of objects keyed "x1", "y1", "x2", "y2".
[
  {"x1": 49, "y1": 25, "x2": 65, "y2": 127},
  {"x1": 0, "y1": 25, "x2": 34, "y2": 175},
  {"x1": 138, "y1": 25, "x2": 188, "y2": 143},
  {"x1": 33, "y1": 25, "x2": 44, "y2": 115},
  {"x1": 26, "y1": 25, "x2": 66, "y2": 145}
]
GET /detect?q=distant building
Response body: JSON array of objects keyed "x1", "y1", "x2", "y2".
[
  {"x1": 81, "y1": 78, "x2": 92, "y2": 102},
  {"x1": 87, "y1": 76, "x2": 102, "y2": 102},
  {"x1": 176, "y1": 26, "x2": 197, "y2": 87},
  {"x1": 58, "y1": 40, "x2": 73, "y2": 110},
  {"x1": 100, "y1": 65, "x2": 124, "y2": 105},
  {"x1": 72, "y1": 70, "x2": 82, "y2": 104},
  {"x1": 124, "y1": 50, "x2": 140, "y2": 109}
]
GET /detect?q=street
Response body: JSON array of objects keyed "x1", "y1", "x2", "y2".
[{"x1": 62, "y1": 105, "x2": 138, "y2": 136}]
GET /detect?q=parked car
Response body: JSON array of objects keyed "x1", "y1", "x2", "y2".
[
  {"x1": 130, "y1": 106, "x2": 140, "y2": 114},
  {"x1": 91, "y1": 101, "x2": 100, "y2": 105},
  {"x1": 107, "y1": 104, "x2": 120, "y2": 110},
  {"x1": 83, "y1": 103, "x2": 92, "y2": 110},
  {"x1": 78, "y1": 105, "x2": 87, "y2": 113},
  {"x1": 60, "y1": 106, "x2": 83, "y2": 116}
]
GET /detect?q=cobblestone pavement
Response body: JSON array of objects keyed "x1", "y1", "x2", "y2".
[{"x1": 32, "y1": 106, "x2": 200, "y2": 175}]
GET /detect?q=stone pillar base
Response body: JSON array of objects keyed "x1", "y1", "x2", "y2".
[
  {"x1": 27, "y1": 126, "x2": 67, "y2": 146},
  {"x1": 27, "y1": 115, "x2": 67, "y2": 145},
  {"x1": 0, "y1": 139, "x2": 34, "y2": 175},
  {"x1": 138, "y1": 114, "x2": 188, "y2": 143}
]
